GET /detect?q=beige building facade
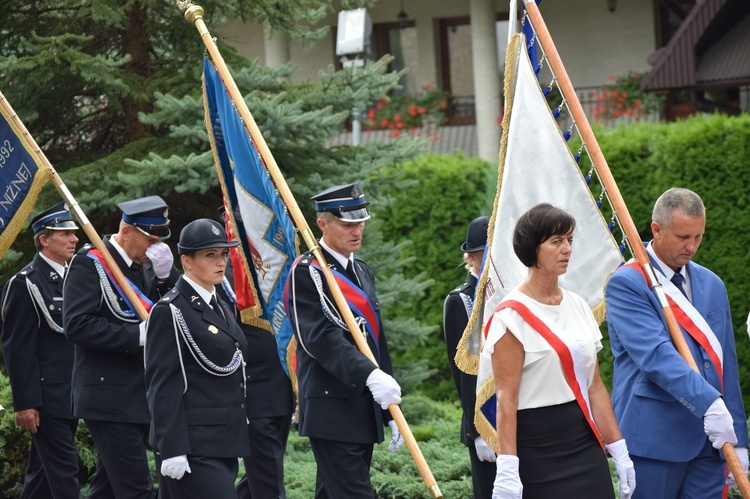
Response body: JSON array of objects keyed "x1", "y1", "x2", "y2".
[{"x1": 218, "y1": 0, "x2": 659, "y2": 160}]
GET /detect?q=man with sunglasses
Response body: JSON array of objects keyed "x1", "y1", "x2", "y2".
[{"x1": 63, "y1": 195, "x2": 179, "y2": 498}]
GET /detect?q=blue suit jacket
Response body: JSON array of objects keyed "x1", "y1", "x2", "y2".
[{"x1": 606, "y1": 251, "x2": 748, "y2": 461}]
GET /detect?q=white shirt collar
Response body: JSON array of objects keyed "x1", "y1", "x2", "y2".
[
  {"x1": 647, "y1": 241, "x2": 691, "y2": 299},
  {"x1": 109, "y1": 235, "x2": 134, "y2": 268},
  {"x1": 182, "y1": 275, "x2": 217, "y2": 306},
  {"x1": 38, "y1": 252, "x2": 66, "y2": 278},
  {"x1": 319, "y1": 238, "x2": 354, "y2": 269}
]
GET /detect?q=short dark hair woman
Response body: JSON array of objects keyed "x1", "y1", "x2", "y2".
[
  {"x1": 483, "y1": 203, "x2": 636, "y2": 498},
  {"x1": 145, "y1": 218, "x2": 251, "y2": 498}
]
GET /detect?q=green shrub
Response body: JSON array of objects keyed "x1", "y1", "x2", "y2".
[
  {"x1": 589, "y1": 114, "x2": 750, "y2": 400},
  {"x1": 375, "y1": 153, "x2": 492, "y2": 400},
  {"x1": 0, "y1": 372, "x2": 27, "y2": 498}
]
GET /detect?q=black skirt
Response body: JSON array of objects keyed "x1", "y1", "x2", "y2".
[{"x1": 517, "y1": 400, "x2": 615, "y2": 499}]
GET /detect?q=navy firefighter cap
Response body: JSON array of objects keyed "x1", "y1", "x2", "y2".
[
  {"x1": 118, "y1": 195, "x2": 171, "y2": 240},
  {"x1": 311, "y1": 182, "x2": 371, "y2": 222},
  {"x1": 177, "y1": 218, "x2": 240, "y2": 255},
  {"x1": 30, "y1": 202, "x2": 79, "y2": 234}
]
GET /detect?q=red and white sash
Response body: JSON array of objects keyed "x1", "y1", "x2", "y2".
[
  {"x1": 487, "y1": 292, "x2": 603, "y2": 448},
  {"x1": 623, "y1": 261, "x2": 724, "y2": 391}
]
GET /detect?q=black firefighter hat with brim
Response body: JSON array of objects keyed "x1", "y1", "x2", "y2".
[
  {"x1": 311, "y1": 182, "x2": 371, "y2": 222},
  {"x1": 177, "y1": 218, "x2": 240, "y2": 255},
  {"x1": 118, "y1": 195, "x2": 171, "y2": 240},
  {"x1": 30, "y1": 202, "x2": 79, "y2": 234},
  {"x1": 461, "y1": 216, "x2": 490, "y2": 253}
]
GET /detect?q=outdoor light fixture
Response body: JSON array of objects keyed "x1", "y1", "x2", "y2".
[{"x1": 397, "y1": 0, "x2": 408, "y2": 28}]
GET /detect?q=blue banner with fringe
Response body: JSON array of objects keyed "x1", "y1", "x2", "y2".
[
  {"x1": 202, "y1": 59, "x2": 299, "y2": 378},
  {"x1": 0, "y1": 94, "x2": 48, "y2": 258}
]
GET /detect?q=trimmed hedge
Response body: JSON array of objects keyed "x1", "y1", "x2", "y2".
[
  {"x1": 374, "y1": 153, "x2": 493, "y2": 399},
  {"x1": 591, "y1": 113, "x2": 750, "y2": 406}
]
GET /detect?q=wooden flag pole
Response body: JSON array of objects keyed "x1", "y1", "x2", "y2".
[
  {"x1": 177, "y1": 2, "x2": 442, "y2": 497},
  {"x1": 0, "y1": 91, "x2": 149, "y2": 321},
  {"x1": 521, "y1": 1, "x2": 750, "y2": 495}
]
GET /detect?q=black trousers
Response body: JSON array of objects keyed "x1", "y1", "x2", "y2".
[
  {"x1": 156, "y1": 456, "x2": 238, "y2": 499},
  {"x1": 309, "y1": 438, "x2": 374, "y2": 499},
  {"x1": 235, "y1": 415, "x2": 292, "y2": 499},
  {"x1": 84, "y1": 420, "x2": 154, "y2": 499},
  {"x1": 20, "y1": 417, "x2": 80, "y2": 499}
]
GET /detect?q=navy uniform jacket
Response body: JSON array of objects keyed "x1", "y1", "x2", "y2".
[
  {"x1": 145, "y1": 277, "x2": 252, "y2": 459},
  {"x1": 215, "y1": 267, "x2": 294, "y2": 420},
  {"x1": 443, "y1": 273, "x2": 480, "y2": 446},
  {"x1": 1, "y1": 254, "x2": 75, "y2": 419},
  {"x1": 287, "y1": 247, "x2": 393, "y2": 444},
  {"x1": 63, "y1": 238, "x2": 179, "y2": 423}
]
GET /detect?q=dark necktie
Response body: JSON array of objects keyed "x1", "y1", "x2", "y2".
[
  {"x1": 130, "y1": 262, "x2": 145, "y2": 290},
  {"x1": 670, "y1": 270, "x2": 688, "y2": 299},
  {"x1": 211, "y1": 295, "x2": 226, "y2": 321},
  {"x1": 346, "y1": 260, "x2": 359, "y2": 285}
]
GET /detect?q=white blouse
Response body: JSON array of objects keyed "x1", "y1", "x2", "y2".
[{"x1": 481, "y1": 287, "x2": 603, "y2": 410}]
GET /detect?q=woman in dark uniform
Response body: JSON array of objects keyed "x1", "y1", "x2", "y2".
[{"x1": 145, "y1": 218, "x2": 251, "y2": 498}]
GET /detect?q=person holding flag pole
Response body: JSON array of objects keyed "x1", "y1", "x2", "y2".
[
  {"x1": 484, "y1": 204, "x2": 634, "y2": 498},
  {"x1": 606, "y1": 188, "x2": 748, "y2": 498},
  {"x1": 63, "y1": 195, "x2": 178, "y2": 499},
  {"x1": 516, "y1": 0, "x2": 750, "y2": 496},
  {"x1": 178, "y1": 1, "x2": 443, "y2": 497}
]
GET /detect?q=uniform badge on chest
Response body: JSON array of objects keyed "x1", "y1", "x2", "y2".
[{"x1": 208, "y1": 325, "x2": 219, "y2": 334}]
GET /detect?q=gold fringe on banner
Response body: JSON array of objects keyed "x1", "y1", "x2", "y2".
[
  {"x1": 202, "y1": 73, "x2": 269, "y2": 332},
  {"x1": 454, "y1": 33, "x2": 522, "y2": 377},
  {"x1": 0, "y1": 100, "x2": 51, "y2": 259}
]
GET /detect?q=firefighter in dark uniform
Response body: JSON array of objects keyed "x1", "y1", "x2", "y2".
[
  {"x1": 1, "y1": 202, "x2": 81, "y2": 499},
  {"x1": 443, "y1": 216, "x2": 496, "y2": 499},
  {"x1": 144, "y1": 218, "x2": 251, "y2": 499},
  {"x1": 286, "y1": 182, "x2": 403, "y2": 499},
  {"x1": 63, "y1": 195, "x2": 178, "y2": 499},
  {"x1": 215, "y1": 256, "x2": 294, "y2": 499},
  {"x1": 214, "y1": 205, "x2": 294, "y2": 499}
]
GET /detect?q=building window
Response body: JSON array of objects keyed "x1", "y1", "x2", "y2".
[
  {"x1": 372, "y1": 22, "x2": 418, "y2": 97},
  {"x1": 438, "y1": 16, "x2": 510, "y2": 125}
]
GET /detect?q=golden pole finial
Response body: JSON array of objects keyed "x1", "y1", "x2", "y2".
[
  {"x1": 177, "y1": 1, "x2": 206, "y2": 31},
  {"x1": 177, "y1": 1, "x2": 204, "y2": 25}
]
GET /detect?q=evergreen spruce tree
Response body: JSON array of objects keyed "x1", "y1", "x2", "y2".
[{"x1": 1, "y1": 0, "x2": 437, "y2": 387}]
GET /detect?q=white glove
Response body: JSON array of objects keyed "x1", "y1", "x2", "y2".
[
  {"x1": 146, "y1": 242, "x2": 174, "y2": 279},
  {"x1": 365, "y1": 369, "x2": 401, "y2": 410},
  {"x1": 704, "y1": 397, "x2": 738, "y2": 449},
  {"x1": 388, "y1": 420, "x2": 404, "y2": 452},
  {"x1": 138, "y1": 322, "x2": 147, "y2": 347},
  {"x1": 492, "y1": 455, "x2": 522, "y2": 499},
  {"x1": 728, "y1": 447, "x2": 749, "y2": 488},
  {"x1": 160, "y1": 455, "x2": 191, "y2": 480},
  {"x1": 475, "y1": 436, "x2": 497, "y2": 463},
  {"x1": 605, "y1": 439, "x2": 636, "y2": 499}
]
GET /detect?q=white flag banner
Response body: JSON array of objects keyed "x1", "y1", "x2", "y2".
[{"x1": 455, "y1": 33, "x2": 624, "y2": 450}]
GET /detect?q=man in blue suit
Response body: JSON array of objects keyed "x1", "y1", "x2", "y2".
[{"x1": 606, "y1": 187, "x2": 748, "y2": 498}]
